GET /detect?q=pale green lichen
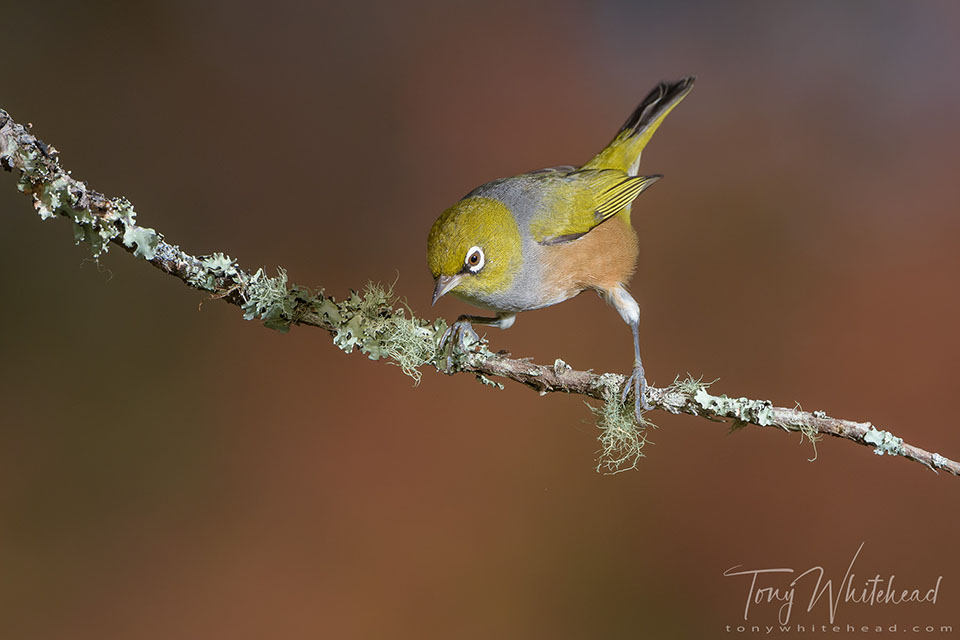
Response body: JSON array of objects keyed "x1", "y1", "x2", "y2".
[
  {"x1": 34, "y1": 175, "x2": 71, "y2": 219},
  {"x1": 316, "y1": 283, "x2": 439, "y2": 384},
  {"x1": 589, "y1": 396, "x2": 653, "y2": 475},
  {"x1": 240, "y1": 268, "x2": 299, "y2": 332},
  {"x1": 353, "y1": 284, "x2": 438, "y2": 383},
  {"x1": 316, "y1": 298, "x2": 342, "y2": 324},
  {"x1": 187, "y1": 252, "x2": 240, "y2": 290},
  {"x1": 71, "y1": 209, "x2": 110, "y2": 255},
  {"x1": 24, "y1": 168, "x2": 159, "y2": 259},
  {"x1": 670, "y1": 373, "x2": 715, "y2": 397},
  {"x1": 200, "y1": 252, "x2": 238, "y2": 276},
  {"x1": 694, "y1": 387, "x2": 776, "y2": 426},
  {"x1": 380, "y1": 318, "x2": 441, "y2": 384},
  {"x1": 594, "y1": 372, "x2": 623, "y2": 395},
  {"x1": 121, "y1": 224, "x2": 159, "y2": 259},
  {"x1": 796, "y1": 420, "x2": 822, "y2": 451},
  {"x1": 863, "y1": 427, "x2": 903, "y2": 456},
  {"x1": 8, "y1": 142, "x2": 46, "y2": 179},
  {"x1": 233, "y1": 276, "x2": 438, "y2": 382},
  {"x1": 333, "y1": 312, "x2": 364, "y2": 352},
  {"x1": 692, "y1": 385, "x2": 822, "y2": 457}
]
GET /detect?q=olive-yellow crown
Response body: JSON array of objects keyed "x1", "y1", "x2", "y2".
[{"x1": 426, "y1": 196, "x2": 522, "y2": 302}]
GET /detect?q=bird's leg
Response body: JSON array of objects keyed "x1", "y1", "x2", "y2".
[
  {"x1": 605, "y1": 285, "x2": 652, "y2": 418},
  {"x1": 440, "y1": 313, "x2": 516, "y2": 370},
  {"x1": 621, "y1": 319, "x2": 653, "y2": 417}
]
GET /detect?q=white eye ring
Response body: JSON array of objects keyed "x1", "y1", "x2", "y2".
[{"x1": 465, "y1": 246, "x2": 485, "y2": 273}]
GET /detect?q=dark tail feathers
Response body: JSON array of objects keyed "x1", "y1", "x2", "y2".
[{"x1": 619, "y1": 76, "x2": 696, "y2": 137}]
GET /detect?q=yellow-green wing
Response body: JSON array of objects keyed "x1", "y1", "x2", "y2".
[
  {"x1": 593, "y1": 172, "x2": 661, "y2": 220},
  {"x1": 530, "y1": 169, "x2": 660, "y2": 245}
]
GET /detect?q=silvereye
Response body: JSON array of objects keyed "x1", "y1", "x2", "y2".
[{"x1": 427, "y1": 77, "x2": 694, "y2": 418}]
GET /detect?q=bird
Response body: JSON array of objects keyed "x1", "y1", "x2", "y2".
[{"x1": 427, "y1": 77, "x2": 694, "y2": 418}]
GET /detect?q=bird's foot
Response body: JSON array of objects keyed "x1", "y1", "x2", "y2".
[
  {"x1": 439, "y1": 319, "x2": 480, "y2": 371},
  {"x1": 621, "y1": 362, "x2": 653, "y2": 419}
]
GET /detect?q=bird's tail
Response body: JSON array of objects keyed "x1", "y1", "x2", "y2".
[{"x1": 583, "y1": 76, "x2": 695, "y2": 174}]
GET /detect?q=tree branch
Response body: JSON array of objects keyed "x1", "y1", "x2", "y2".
[{"x1": 2, "y1": 107, "x2": 956, "y2": 476}]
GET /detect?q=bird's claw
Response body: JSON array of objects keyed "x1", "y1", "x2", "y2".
[
  {"x1": 621, "y1": 362, "x2": 653, "y2": 419},
  {"x1": 439, "y1": 319, "x2": 480, "y2": 371}
]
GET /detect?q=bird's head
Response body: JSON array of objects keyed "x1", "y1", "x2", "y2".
[{"x1": 427, "y1": 197, "x2": 522, "y2": 306}]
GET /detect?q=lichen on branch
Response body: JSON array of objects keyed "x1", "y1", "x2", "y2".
[{"x1": 2, "y1": 106, "x2": 957, "y2": 476}]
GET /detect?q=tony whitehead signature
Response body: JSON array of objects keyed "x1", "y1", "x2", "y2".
[{"x1": 723, "y1": 542, "x2": 942, "y2": 624}]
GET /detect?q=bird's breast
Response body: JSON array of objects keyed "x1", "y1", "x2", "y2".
[{"x1": 533, "y1": 215, "x2": 639, "y2": 303}]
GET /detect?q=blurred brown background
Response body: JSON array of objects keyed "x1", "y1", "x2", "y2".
[{"x1": 1, "y1": 1, "x2": 958, "y2": 638}]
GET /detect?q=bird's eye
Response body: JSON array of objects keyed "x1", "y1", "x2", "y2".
[{"x1": 465, "y1": 246, "x2": 485, "y2": 273}]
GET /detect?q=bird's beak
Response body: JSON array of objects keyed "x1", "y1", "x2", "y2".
[{"x1": 432, "y1": 274, "x2": 462, "y2": 306}]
